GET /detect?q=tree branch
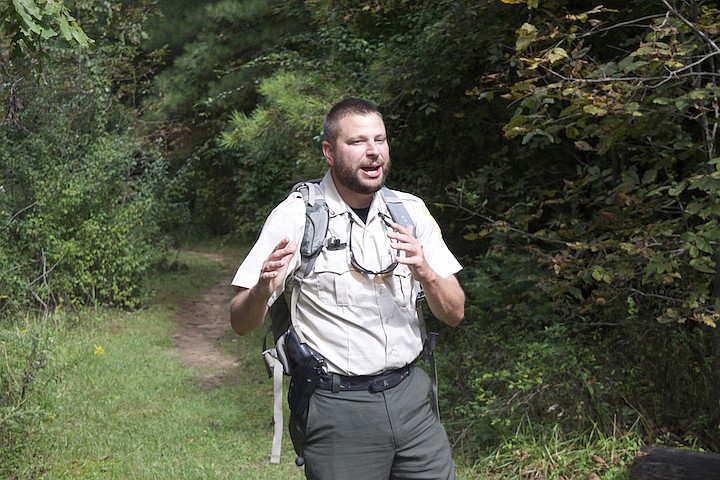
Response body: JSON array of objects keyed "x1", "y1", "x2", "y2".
[
  {"x1": 662, "y1": 0, "x2": 720, "y2": 55},
  {"x1": 578, "y1": 13, "x2": 667, "y2": 39}
]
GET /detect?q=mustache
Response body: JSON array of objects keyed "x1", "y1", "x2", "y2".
[{"x1": 361, "y1": 158, "x2": 391, "y2": 168}]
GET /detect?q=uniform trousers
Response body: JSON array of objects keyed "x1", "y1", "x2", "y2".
[{"x1": 290, "y1": 366, "x2": 456, "y2": 480}]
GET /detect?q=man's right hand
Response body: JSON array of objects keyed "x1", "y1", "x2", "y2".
[
  {"x1": 257, "y1": 237, "x2": 297, "y2": 295},
  {"x1": 230, "y1": 238, "x2": 297, "y2": 335}
]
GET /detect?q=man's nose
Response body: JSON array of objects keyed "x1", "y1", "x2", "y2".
[{"x1": 366, "y1": 141, "x2": 380, "y2": 156}]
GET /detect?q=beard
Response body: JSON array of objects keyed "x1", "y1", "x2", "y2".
[{"x1": 332, "y1": 156, "x2": 392, "y2": 195}]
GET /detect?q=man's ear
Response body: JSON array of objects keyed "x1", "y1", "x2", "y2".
[{"x1": 322, "y1": 141, "x2": 334, "y2": 167}]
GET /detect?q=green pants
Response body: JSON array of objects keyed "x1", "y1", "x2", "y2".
[{"x1": 290, "y1": 366, "x2": 456, "y2": 480}]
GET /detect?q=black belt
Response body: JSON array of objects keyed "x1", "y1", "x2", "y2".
[{"x1": 316, "y1": 365, "x2": 413, "y2": 393}]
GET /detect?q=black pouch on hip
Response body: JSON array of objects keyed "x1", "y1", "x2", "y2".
[{"x1": 288, "y1": 363, "x2": 320, "y2": 415}]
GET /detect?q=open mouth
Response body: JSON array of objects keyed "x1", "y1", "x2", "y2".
[{"x1": 361, "y1": 165, "x2": 382, "y2": 178}]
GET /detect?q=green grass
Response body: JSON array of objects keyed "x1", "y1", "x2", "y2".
[
  {"x1": 454, "y1": 417, "x2": 640, "y2": 479},
  {"x1": 3, "y1": 247, "x2": 644, "y2": 479},
  {"x1": 8, "y1": 249, "x2": 303, "y2": 479}
]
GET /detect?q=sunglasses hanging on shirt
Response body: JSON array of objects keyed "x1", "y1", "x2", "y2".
[{"x1": 348, "y1": 216, "x2": 398, "y2": 276}]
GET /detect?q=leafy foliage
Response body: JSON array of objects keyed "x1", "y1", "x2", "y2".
[
  {"x1": 1, "y1": 2, "x2": 172, "y2": 312},
  {"x1": 206, "y1": 0, "x2": 720, "y2": 451},
  {"x1": 1, "y1": 0, "x2": 177, "y2": 466},
  {"x1": 466, "y1": 0, "x2": 720, "y2": 325},
  {"x1": 444, "y1": 0, "x2": 720, "y2": 449},
  {"x1": 141, "y1": 0, "x2": 308, "y2": 235},
  {"x1": 0, "y1": 0, "x2": 92, "y2": 56}
]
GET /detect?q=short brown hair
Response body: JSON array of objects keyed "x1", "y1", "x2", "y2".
[{"x1": 323, "y1": 98, "x2": 383, "y2": 146}]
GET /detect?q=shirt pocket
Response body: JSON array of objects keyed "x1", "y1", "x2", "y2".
[
  {"x1": 312, "y1": 248, "x2": 352, "y2": 306},
  {"x1": 390, "y1": 264, "x2": 414, "y2": 307}
]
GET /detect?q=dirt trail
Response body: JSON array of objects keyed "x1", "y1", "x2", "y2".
[{"x1": 171, "y1": 251, "x2": 240, "y2": 388}]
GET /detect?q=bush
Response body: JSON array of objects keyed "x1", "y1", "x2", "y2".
[
  {"x1": 1, "y1": 58, "x2": 172, "y2": 311},
  {"x1": 440, "y1": 249, "x2": 720, "y2": 456}
]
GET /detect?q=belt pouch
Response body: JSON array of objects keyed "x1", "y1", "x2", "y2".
[{"x1": 289, "y1": 363, "x2": 319, "y2": 414}]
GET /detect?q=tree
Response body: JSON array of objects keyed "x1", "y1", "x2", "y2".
[
  {"x1": 455, "y1": 0, "x2": 720, "y2": 444},
  {"x1": 142, "y1": 0, "x2": 309, "y2": 236},
  {"x1": 478, "y1": 0, "x2": 719, "y2": 326},
  {"x1": 1, "y1": 0, "x2": 92, "y2": 128},
  {"x1": 1, "y1": 0, "x2": 172, "y2": 311}
]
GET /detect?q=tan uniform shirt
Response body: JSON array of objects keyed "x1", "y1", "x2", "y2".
[{"x1": 232, "y1": 171, "x2": 462, "y2": 376}]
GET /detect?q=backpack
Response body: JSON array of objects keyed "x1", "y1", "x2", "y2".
[{"x1": 261, "y1": 179, "x2": 439, "y2": 464}]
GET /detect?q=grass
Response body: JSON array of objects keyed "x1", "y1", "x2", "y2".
[
  {"x1": 456, "y1": 418, "x2": 640, "y2": 479},
  {"x1": 6, "y1": 249, "x2": 303, "y2": 480},
  {"x1": 3, "y1": 247, "x2": 645, "y2": 479}
]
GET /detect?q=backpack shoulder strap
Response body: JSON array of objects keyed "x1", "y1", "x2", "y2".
[
  {"x1": 287, "y1": 180, "x2": 329, "y2": 340},
  {"x1": 382, "y1": 187, "x2": 441, "y2": 419},
  {"x1": 293, "y1": 180, "x2": 329, "y2": 265},
  {"x1": 263, "y1": 179, "x2": 330, "y2": 464},
  {"x1": 264, "y1": 179, "x2": 329, "y2": 347},
  {"x1": 381, "y1": 187, "x2": 416, "y2": 235}
]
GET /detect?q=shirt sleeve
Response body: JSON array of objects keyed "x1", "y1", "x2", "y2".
[
  {"x1": 409, "y1": 198, "x2": 462, "y2": 279},
  {"x1": 230, "y1": 193, "x2": 305, "y2": 304}
]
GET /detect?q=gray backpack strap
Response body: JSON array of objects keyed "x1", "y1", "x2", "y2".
[
  {"x1": 264, "y1": 180, "x2": 329, "y2": 464},
  {"x1": 290, "y1": 180, "x2": 328, "y2": 332},
  {"x1": 293, "y1": 180, "x2": 328, "y2": 260},
  {"x1": 381, "y1": 187, "x2": 416, "y2": 233},
  {"x1": 382, "y1": 187, "x2": 440, "y2": 419}
]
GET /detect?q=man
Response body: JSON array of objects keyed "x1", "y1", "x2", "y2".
[{"x1": 230, "y1": 98, "x2": 465, "y2": 479}]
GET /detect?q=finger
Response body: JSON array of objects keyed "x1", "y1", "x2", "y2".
[
  {"x1": 270, "y1": 238, "x2": 290, "y2": 256},
  {"x1": 387, "y1": 227, "x2": 419, "y2": 251},
  {"x1": 387, "y1": 221, "x2": 414, "y2": 237},
  {"x1": 264, "y1": 258, "x2": 285, "y2": 272},
  {"x1": 269, "y1": 238, "x2": 297, "y2": 261}
]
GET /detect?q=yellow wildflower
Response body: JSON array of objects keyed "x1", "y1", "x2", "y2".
[{"x1": 94, "y1": 344, "x2": 105, "y2": 356}]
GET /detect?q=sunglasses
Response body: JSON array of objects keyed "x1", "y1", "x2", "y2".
[{"x1": 348, "y1": 216, "x2": 398, "y2": 276}]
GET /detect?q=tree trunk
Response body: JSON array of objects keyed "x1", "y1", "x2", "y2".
[{"x1": 629, "y1": 446, "x2": 720, "y2": 480}]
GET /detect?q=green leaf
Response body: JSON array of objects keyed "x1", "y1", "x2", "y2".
[
  {"x1": 58, "y1": 16, "x2": 72, "y2": 40},
  {"x1": 591, "y1": 266, "x2": 612, "y2": 283},
  {"x1": 516, "y1": 23, "x2": 538, "y2": 52},
  {"x1": 641, "y1": 169, "x2": 657, "y2": 185},
  {"x1": 547, "y1": 47, "x2": 569, "y2": 63},
  {"x1": 574, "y1": 140, "x2": 593, "y2": 151},
  {"x1": 41, "y1": 27, "x2": 57, "y2": 40},
  {"x1": 675, "y1": 97, "x2": 691, "y2": 111},
  {"x1": 624, "y1": 60, "x2": 649, "y2": 73},
  {"x1": 657, "y1": 308, "x2": 680, "y2": 324},
  {"x1": 583, "y1": 105, "x2": 607, "y2": 116},
  {"x1": 652, "y1": 97, "x2": 672, "y2": 105},
  {"x1": 13, "y1": 0, "x2": 43, "y2": 35},
  {"x1": 668, "y1": 182, "x2": 686, "y2": 196},
  {"x1": 689, "y1": 258, "x2": 716, "y2": 274},
  {"x1": 70, "y1": 24, "x2": 93, "y2": 47}
]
